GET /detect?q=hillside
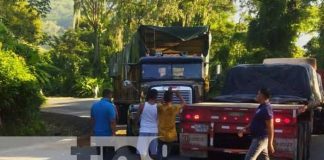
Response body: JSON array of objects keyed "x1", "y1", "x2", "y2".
[{"x1": 42, "y1": 0, "x2": 73, "y2": 36}]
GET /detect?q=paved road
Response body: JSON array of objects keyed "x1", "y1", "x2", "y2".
[
  {"x1": 42, "y1": 97, "x2": 98, "y2": 118},
  {"x1": 310, "y1": 134, "x2": 324, "y2": 160},
  {"x1": 41, "y1": 97, "x2": 324, "y2": 160}
]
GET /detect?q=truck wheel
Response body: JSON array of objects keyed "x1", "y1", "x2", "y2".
[
  {"x1": 117, "y1": 104, "x2": 128, "y2": 125},
  {"x1": 305, "y1": 121, "x2": 311, "y2": 160},
  {"x1": 126, "y1": 120, "x2": 134, "y2": 136},
  {"x1": 298, "y1": 121, "x2": 311, "y2": 160},
  {"x1": 313, "y1": 107, "x2": 324, "y2": 134},
  {"x1": 297, "y1": 122, "x2": 305, "y2": 160}
]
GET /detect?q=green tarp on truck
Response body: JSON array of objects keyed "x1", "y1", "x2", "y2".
[{"x1": 110, "y1": 25, "x2": 210, "y2": 77}]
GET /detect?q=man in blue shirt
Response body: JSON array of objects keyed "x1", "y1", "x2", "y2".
[
  {"x1": 238, "y1": 88, "x2": 275, "y2": 160},
  {"x1": 91, "y1": 89, "x2": 116, "y2": 136}
]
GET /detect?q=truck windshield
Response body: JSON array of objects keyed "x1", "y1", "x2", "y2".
[{"x1": 142, "y1": 63, "x2": 202, "y2": 80}]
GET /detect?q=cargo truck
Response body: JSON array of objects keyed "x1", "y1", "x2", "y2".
[{"x1": 109, "y1": 25, "x2": 211, "y2": 135}]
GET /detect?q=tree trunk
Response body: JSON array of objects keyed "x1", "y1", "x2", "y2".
[
  {"x1": 93, "y1": 27, "x2": 100, "y2": 77},
  {"x1": 73, "y1": 0, "x2": 81, "y2": 30}
]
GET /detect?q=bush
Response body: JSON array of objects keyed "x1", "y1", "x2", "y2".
[
  {"x1": 0, "y1": 50, "x2": 45, "y2": 135},
  {"x1": 72, "y1": 76, "x2": 103, "y2": 98}
]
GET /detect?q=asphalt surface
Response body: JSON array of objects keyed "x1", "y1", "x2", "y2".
[
  {"x1": 41, "y1": 97, "x2": 97, "y2": 118},
  {"x1": 39, "y1": 97, "x2": 324, "y2": 160}
]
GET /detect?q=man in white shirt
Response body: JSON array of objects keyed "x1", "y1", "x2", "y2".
[{"x1": 136, "y1": 89, "x2": 159, "y2": 159}]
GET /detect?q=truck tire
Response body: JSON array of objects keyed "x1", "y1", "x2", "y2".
[
  {"x1": 297, "y1": 122, "x2": 305, "y2": 160},
  {"x1": 117, "y1": 104, "x2": 128, "y2": 125},
  {"x1": 298, "y1": 121, "x2": 311, "y2": 160},
  {"x1": 305, "y1": 121, "x2": 311, "y2": 160},
  {"x1": 313, "y1": 107, "x2": 324, "y2": 134},
  {"x1": 126, "y1": 120, "x2": 134, "y2": 136}
]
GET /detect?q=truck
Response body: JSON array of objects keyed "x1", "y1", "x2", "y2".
[
  {"x1": 109, "y1": 25, "x2": 211, "y2": 135},
  {"x1": 315, "y1": 68, "x2": 324, "y2": 133},
  {"x1": 263, "y1": 58, "x2": 324, "y2": 134},
  {"x1": 179, "y1": 60, "x2": 323, "y2": 160}
]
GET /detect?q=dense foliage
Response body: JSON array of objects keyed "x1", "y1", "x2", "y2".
[
  {"x1": 0, "y1": 0, "x2": 48, "y2": 135},
  {"x1": 306, "y1": 1, "x2": 324, "y2": 68},
  {"x1": 0, "y1": 49, "x2": 45, "y2": 135}
]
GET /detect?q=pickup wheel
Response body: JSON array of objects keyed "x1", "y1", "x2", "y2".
[
  {"x1": 297, "y1": 122, "x2": 305, "y2": 160},
  {"x1": 298, "y1": 121, "x2": 311, "y2": 160},
  {"x1": 305, "y1": 121, "x2": 311, "y2": 160},
  {"x1": 313, "y1": 107, "x2": 324, "y2": 134}
]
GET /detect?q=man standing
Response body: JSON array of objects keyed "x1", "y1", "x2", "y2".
[
  {"x1": 238, "y1": 88, "x2": 275, "y2": 160},
  {"x1": 157, "y1": 87, "x2": 185, "y2": 160},
  {"x1": 91, "y1": 89, "x2": 116, "y2": 136},
  {"x1": 136, "y1": 89, "x2": 159, "y2": 158}
]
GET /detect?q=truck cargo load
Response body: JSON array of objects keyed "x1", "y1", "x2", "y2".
[
  {"x1": 109, "y1": 25, "x2": 211, "y2": 129},
  {"x1": 217, "y1": 64, "x2": 321, "y2": 105}
]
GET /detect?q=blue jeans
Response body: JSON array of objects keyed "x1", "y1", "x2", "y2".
[{"x1": 245, "y1": 137, "x2": 270, "y2": 160}]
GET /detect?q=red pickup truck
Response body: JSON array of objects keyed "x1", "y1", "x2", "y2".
[
  {"x1": 180, "y1": 63, "x2": 321, "y2": 160},
  {"x1": 180, "y1": 103, "x2": 306, "y2": 159}
]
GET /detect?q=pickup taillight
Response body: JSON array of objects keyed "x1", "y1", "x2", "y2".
[
  {"x1": 274, "y1": 116, "x2": 294, "y2": 125},
  {"x1": 185, "y1": 113, "x2": 200, "y2": 120},
  {"x1": 182, "y1": 111, "x2": 211, "y2": 122}
]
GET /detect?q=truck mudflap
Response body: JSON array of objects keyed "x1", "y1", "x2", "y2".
[{"x1": 180, "y1": 133, "x2": 297, "y2": 159}]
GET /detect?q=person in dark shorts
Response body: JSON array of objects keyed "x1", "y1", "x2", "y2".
[{"x1": 238, "y1": 88, "x2": 275, "y2": 160}]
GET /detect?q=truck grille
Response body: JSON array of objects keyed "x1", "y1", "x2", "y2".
[
  {"x1": 152, "y1": 86, "x2": 192, "y2": 123},
  {"x1": 153, "y1": 86, "x2": 193, "y2": 104}
]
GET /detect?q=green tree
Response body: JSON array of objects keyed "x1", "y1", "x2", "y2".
[
  {"x1": 0, "y1": 49, "x2": 45, "y2": 135},
  {"x1": 27, "y1": 0, "x2": 51, "y2": 17},
  {"x1": 73, "y1": 0, "x2": 81, "y2": 29},
  {"x1": 80, "y1": 0, "x2": 117, "y2": 77},
  {"x1": 46, "y1": 30, "x2": 92, "y2": 95},
  {"x1": 0, "y1": 0, "x2": 44, "y2": 43},
  {"x1": 246, "y1": 0, "x2": 317, "y2": 60},
  {"x1": 306, "y1": 1, "x2": 324, "y2": 68}
]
